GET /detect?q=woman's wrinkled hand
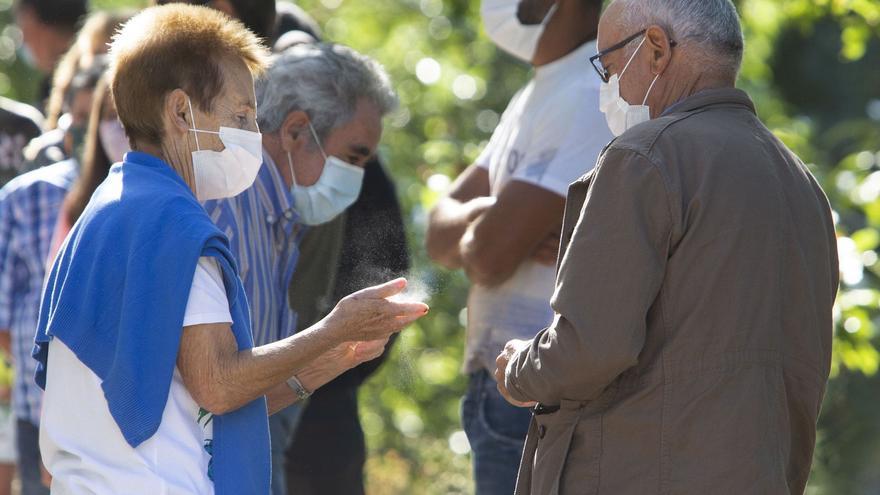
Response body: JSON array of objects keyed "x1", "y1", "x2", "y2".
[
  {"x1": 297, "y1": 338, "x2": 390, "y2": 393},
  {"x1": 323, "y1": 278, "x2": 429, "y2": 343}
]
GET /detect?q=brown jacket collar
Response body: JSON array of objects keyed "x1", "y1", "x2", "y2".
[{"x1": 661, "y1": 87, "x2": 757, "y2": 117}]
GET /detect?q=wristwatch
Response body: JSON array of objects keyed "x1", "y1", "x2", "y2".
[{"x1": 286, "y1": 375, "x2": 312, "y2": 401}]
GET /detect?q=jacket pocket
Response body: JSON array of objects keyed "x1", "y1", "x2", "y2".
[{"x1": 532, "y1": 400, "x2": 601, "y2": 495}]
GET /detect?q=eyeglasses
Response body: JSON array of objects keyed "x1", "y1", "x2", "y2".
[{"x1": 589, "y1": 30, "x2": 677, "y2": 83}]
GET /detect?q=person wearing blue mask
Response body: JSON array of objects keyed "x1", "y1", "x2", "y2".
[
  {"x1": 201, "y1": 41, "x2": 398, "y2": 495},
  {"x1": 34, "y1": 6, "x2": 427, "y2": 494}
]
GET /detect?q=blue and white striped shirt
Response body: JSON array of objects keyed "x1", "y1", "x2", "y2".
[
  {"x1": 0, "y1": 159, "x2": 78, "y2": 426},
  {"x1": 203, "y1": 152, "x2": 304, "y2": 346}
]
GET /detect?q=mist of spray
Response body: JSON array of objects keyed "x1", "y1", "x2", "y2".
[{"x1": 388, "y1": 275, "x2": 433, "y2": 305}]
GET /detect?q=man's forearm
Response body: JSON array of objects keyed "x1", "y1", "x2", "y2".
[{"x1": 426, "y1": 197, "x2": 494, "y2": 269}]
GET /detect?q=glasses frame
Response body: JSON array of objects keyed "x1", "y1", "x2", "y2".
[{"x1": 589, "y1": 30, "x2": 677, "y2": 83}]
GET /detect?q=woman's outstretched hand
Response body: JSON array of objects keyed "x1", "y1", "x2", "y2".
[{"x1": 323, "y1": 278, "x2": 430, "y2": 343}]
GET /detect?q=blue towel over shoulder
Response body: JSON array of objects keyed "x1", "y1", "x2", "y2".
[{"x1": 33, "y1": 151, "x2": 270, "y2": 494}]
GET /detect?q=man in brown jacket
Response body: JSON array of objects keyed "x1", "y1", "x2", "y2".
[{"x1": 494, "y1": 1, "x2": 840, "y2": 494}]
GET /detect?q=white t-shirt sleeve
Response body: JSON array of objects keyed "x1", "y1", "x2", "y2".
[{"x1": 182, "y1": 257, "x2": 233, "y2": 327}]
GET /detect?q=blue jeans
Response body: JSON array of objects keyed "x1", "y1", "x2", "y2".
[
  {"x1": 16, "y1": 420, "x2": 48, "y2": 495},
  {"x1": 269, "y1": 403, "x2": 303, "y2": 495},
  {"x1": 462, "y1": 370, "x2": 532, "y2": 495}
]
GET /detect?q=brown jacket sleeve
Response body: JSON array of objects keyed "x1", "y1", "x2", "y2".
[{"x1": 505, "y1": 148, "x2": 674, "y2": 405}]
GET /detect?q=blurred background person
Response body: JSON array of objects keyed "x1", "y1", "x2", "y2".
[
  {"x1": 0, "y1": 353, "x2": 13, "y2": 495},
  {"x1": 43, "y1": 11, "x2": 133, "y2": 130},
  {"x1": 0, "y1": 97, "x2": 43, "y2": 185},
  {"x1": 204, "y1": 41, "x2": 398, "y2": 495},
  {"x1": 0, "y1": 56, "x2": 105, "y2": 495},
  {"x1": 155, "y1": 0, "x2": 275, "y2": 42},
  {"x1": 155, "y1": 0, "x2": 320, "y2": 48},
  {"x1": 12, "y1": 0, "x2": 88, "y2": 107},
  {"x1": 272, "y1": 1, "x2": 320, "y2": 48},
  {"x1": 426, "y1": 0, "x2": 609, "y2": 492},
  {"x1": 48, "y1": 73, "x2": 127, "y2": 262},
  {"x1": 23, "y1": 10, "x2": 132, "y2": 170}
]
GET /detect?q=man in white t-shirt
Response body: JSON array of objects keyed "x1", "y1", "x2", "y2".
[{"x1": 426, "y1": 0, "x2": 609, "y2": 493}]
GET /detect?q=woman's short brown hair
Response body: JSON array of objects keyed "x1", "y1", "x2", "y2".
[{"x1": 109, "y1": 4, "x2": 269, "y2": 147}]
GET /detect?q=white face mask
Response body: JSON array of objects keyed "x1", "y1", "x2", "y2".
[
  {"x1": 98, "y1": 119, "x2": 129, "y2": 164},
  {"x1": 286, "y1": 122, "x2": 365, "y2": 226},
  {"x1": 599, "y1": 37, "x2": 661, "y2": 137},
  {"x1": 187, "y1": 97, "x2": 263, "y2": 201},
  {"x1": 480, "y1": 0, "x2": 555, "y2": 62}
]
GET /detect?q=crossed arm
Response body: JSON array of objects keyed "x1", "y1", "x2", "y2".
[{"x1": 426, "y1": 165, "x2": 566, "y2": 287}]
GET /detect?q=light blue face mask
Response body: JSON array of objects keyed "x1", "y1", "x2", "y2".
[{"x1": 286, "y1": 122, "x2": 365, "y2": 226}]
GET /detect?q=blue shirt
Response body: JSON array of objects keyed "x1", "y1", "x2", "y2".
[
  {"x1": 0, "y1": 159, "x2": 78, "y2": 425},
  {"x1": 203, "y1": 151, "x2": 304, "y2": 346}
]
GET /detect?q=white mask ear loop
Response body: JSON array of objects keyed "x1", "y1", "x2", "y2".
[
  {"x1": 287, "y1": 151, "x2": 297, "y2": 187},
  {"x1": 186, "y1": 97, "x2": 201, "y2": 151},
  {"x1": 306, "y1": 121, "x2": 329, "y2": 160},
  {"x1": 619, "y1": 36, "x2": 647, "y2": 79},
  {"x1": 642, "y1": 73, "x2": 661, "y2": 105}
]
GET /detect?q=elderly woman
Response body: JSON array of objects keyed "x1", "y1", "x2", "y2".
[{"x1": 33, "y1": 5, "x2": 428, "y2": 494}]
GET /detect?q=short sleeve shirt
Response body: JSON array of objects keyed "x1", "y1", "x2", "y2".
[
  {"x1": 40, "y1": 257, "x2": 231, "y2": 494},
  {"x1": 466, "y1": 41, "x2": 613, "y2": 374}
]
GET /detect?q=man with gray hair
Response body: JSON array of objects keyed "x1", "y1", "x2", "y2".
[
  {"x1": 494, "y1": 1, "x2": 838, "y2": 493},
  {"x1": 202, "y1": 42, "x2": 398, "y2": 495}
]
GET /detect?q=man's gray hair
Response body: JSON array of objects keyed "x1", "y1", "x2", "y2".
[
  {"x1": 615, "y1": 0, "x2": 744, "y2": 76},
  {"x1": 256, "y1": 43, "x2": 398, "y2": 140}
]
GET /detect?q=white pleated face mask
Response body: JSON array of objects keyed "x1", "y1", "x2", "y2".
[
  {"x1": 286, "y1": 122, "x2": 365, "y2": 226},
  {"x1": 599, "y1": 36, "x2": 661, "y2": 137},
  {"x1": 187, "y1": 97, "x2": 263, "y2": 201},
  {"x1": 480, "y1": 0, "x2": 556, "y2": 62}
]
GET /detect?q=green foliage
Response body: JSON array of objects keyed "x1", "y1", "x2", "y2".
[{"x1": 1, "y1": 0, "x2": 878, "y2": 492}]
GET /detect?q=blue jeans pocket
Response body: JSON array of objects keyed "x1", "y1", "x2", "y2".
[{"x1": 474, "y1": 372, "x2": 531, "y2": 446}]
